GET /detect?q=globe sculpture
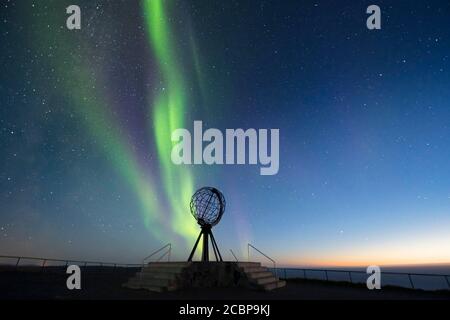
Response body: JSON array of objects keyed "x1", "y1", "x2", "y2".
[{"x1": 188, "y1": 187, "x2": 226, "y2": 262}]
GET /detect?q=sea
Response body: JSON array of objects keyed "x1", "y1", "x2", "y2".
[{"x1": 274, "y1": 264, "x2": 450, "y2": 291}]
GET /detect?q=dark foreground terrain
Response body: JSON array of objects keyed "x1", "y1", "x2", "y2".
[{"x1": 1, "y1": 267, "x2": 449, "y2": 300}]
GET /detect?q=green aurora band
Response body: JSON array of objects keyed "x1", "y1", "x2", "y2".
[
  {"x1": 142, "y1": 0, "x2": 198, "y2": 245},
  {"x1": 29, "y1": 1, "x2": 200, "y2": 248}
]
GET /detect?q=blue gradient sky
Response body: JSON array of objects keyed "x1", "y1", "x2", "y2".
[{"x1": 1, "y1": 0, "x2": 450, "y2": 267}]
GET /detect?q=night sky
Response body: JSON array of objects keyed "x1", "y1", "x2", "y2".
[{"x1": 1, "y1": 0, "x2": 450, "y2": 267}]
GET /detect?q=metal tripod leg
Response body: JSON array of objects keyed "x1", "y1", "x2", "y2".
[
  {"x1": 188, "y1": 231, "x2": 203, "y2": 261},
  {"x1": 210, "y1": 231, "x2": 223, "y2": 262},
  {"x1": 210, "y1": 230, "x2": 219, "y2": 261},
  {"x1": 202, "y1": 229, "x2": 209, "y2": 261}
]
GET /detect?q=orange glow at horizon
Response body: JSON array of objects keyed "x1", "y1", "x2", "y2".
[{"x1": 278, "y1": 233, "x2": 450, "y2": 268}]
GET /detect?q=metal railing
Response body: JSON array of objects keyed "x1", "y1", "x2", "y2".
[
  {"x1": 3, "y1": 253, "x2": 448, "y2": 292},
  {"x1": 138, "y1": 243, "x2": 172, "y2": 282},
  {"x1": 247, "y1": 243, "x2": 278, "y2": 278},
  {"x1": 229, "y1": 249, "x2": 239, "y2": 262},
  {"x1": 0, "y1": 255, "x2": 142, "y2": 272},
  {"x1": 0, "y1": 244, "x2": 173, "y2": 273},
  {"x1": 274, "y1": 267, "x2": 450, "y2": 291},
  {"x1": 141, "y1": 243, "x2": 172, "y2": 267}
]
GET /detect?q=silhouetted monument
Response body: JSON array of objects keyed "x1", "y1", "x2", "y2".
[
  {"x1": 188, "y1": 187, "x2": 225, "y2": 262},
  {"x1": 124, "y1": 187, "x2": 285, "y2": 292}
]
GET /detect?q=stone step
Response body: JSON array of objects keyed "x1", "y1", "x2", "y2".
[
  {"x1": 246, "y1": 271, "x2": 274, "y2": 279},
  {"x1": 147, "y1": 262, "x2": 191, "y2": 268},
  {"x1": 137, "y1": 272, "x2": 178, "y2": 280},
  {"x1": 123, "y1": 281, "x2": 141, "y2": 289},
  {"x1": 124, "y1": 262, "x2": 190, "y2": 293},
  {"x1": 128, "y1": 277, "x2": 172, "y2": 287},
  {"x1": 141, "y1": 283, "x2": 177, "y2": 292},
  {"x1": 150, "y1": 285, "x2": 177, "y2": 292},
  {"x1": 237, "y1": 262, "x2": 261, "y2": 267},
  {"x1": 141, "y1": 266, "x2": 186, "y2": 274},
  {"x1": 124, "y1": 281, "x2": 175, "y2": 292},
  {"x1": 144, "y1": 286, "x2": 166, "y2": 293},
  {"x1": 124, "y1": 278, "x2": 143, "y2": 288},
  {"x1": 262, "y1": 280, "x2": 286, "y2": 291},
  {"x1": 240, "y1": 266, "x2": 266, "y2": 273},
  {"x1": 254, "y1": 276, "x2": 278, "y2": 285}
]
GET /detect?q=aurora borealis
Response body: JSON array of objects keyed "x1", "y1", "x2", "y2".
[{"x1": 1, "y1": 0, "x2": 450, "y2": 267}]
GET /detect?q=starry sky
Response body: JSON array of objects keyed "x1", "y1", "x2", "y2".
[{"x1": 1, "y1": 0, "x2": 450, "y2": 267}]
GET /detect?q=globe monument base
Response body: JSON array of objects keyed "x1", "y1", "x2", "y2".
[
  {"x1": 188, "y1": 225, "x2": 223, "y2": 262},
  {"x1": 123, "y1": 261, "x2": 286, "y2": 292}
]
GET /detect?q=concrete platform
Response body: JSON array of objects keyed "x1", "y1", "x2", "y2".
[{"x1": 123, "y1": 261, "x2": 286, "y2": 292}]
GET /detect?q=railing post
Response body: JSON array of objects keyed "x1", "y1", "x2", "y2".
[
  {"x1": 445, "y1": 276, "x2": 450, "y2": 290},
  {"x1": 142, "y1": 243, "x2": 172, "y2": 265},
  {"x1": 408, "y1": 274, "x2": 415, "y2": 289},
  {"x1": 325, "y1": 270, "x2": 329, "y2": 281},
  {"x1": 284, "y1": 268, "x2": 287, "y2": 280},
  {"x1": 229, "y1": 249, "x2": 239, "y2": 262},
  {"x1": 247, "y1": 244, "x2": 250, "y2": 262},
  {"x1": 303, "y1": 269, "x2": 307, "y2": 279},
  {"x1": 15, "y1": 257, "x2": 21, "y2": 270},
  {"x1": 274, "y1": 262, "x2": 277, "y2": 279},
  {"x1": 247, "y1": 243, "x2": 278, "y2": 278},
  {"x1": 349, "y1": 272, "x2": 353, "y2": 283},
  {"x1": 41, "y1": 259, "x2": 46, "y2": 272}
]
